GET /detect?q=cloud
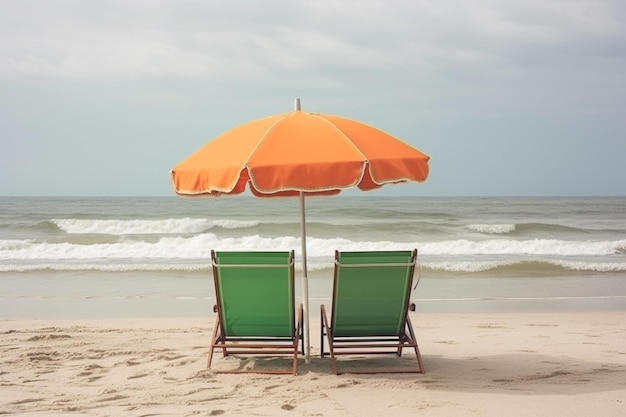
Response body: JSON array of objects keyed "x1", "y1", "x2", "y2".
[{"x1": 1, "y1": 0, "x2": 623, "y2": 82}]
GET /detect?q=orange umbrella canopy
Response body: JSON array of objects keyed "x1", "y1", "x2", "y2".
[{"x1": 171, "y1": 106, "x2": 430, "y2": 197}]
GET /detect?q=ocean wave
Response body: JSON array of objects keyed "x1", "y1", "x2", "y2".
[
  {"x1": 52, "y1": 218, "x2": 260, "y2": 235},
  {"x1": 48, "y1": 217, "x2": 430, "y2": 236},
  {"x1": 515, "y1": 222, "x2": 589, "y2": 235},
  {"x1": 422, "y1": 260, "x2": 626, "y2": 273},
  {"x1": 0, "y1": 263, "x2": 210, "y2": 273},
  {"x1": 420, "y1": 238, "x2": 626, "y2": 256},
  {"x1": 465, "y1": 224, "x2": 516, "y2": 234},
  {"x1": 2, "y1": 235, "x2": 626, "y2": 262},
  {"x1": 0, "y1": 261, "x2": 332, "y2": 273},
  {"x1": 0, "y1": 239, "x2": 36, "y2": 250},
  {"x1": 43, "y1": 217, "x2": 612, "y2": 240},
  {"x1": 2, "y1": 259, "x2": 625, "y2": 274},
  {"x1": 0, "y1": 233, "x2": 304, "y2": 261},
  {"x1": 464, "y1": 222, "x2": 590, "y2": 235}
]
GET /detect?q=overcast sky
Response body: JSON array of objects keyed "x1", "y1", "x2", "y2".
[{"x1": 1, "y1": 0, "x2": 625, "y2": 197}]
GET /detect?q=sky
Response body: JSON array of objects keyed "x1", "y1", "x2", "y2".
[{"x1": 1, "y1": 0, "x2": 625, "y2": 197}]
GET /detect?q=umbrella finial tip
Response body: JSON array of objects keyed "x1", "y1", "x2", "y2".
[{"x1": 294, "y1": 97, "x2": 301, "y2": 111}]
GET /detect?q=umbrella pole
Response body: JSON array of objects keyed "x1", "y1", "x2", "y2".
[{"x1": 299, "y1": 191, "x2": 311, "y2": 363}]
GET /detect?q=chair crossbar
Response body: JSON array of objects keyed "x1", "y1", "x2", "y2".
[
  {"x1": 335, "y1": 261, "x2": 415, "y2": 268},
  {"x1": 213, "y1": 347, "x2": 298, "y2": 353},
  {"x1": 211, "y1": 260, "x2": 294, "y2": 268},
  {"x1": 330, "y1": 340, "x2": 414, "y2": 347},
  {"x1": 324, "y1": 349, "x2": 406, "y2": 355},
  {"x1": 216, "y1": 337, "x2": 297, "y2": 342}
]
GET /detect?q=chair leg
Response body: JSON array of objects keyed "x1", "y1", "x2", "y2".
[
  {"x1": 405, "y1": 315, "x2": 424, "y2": 373},
  {"x1": 320, "y1": 305, "x2": 338, "y2": 374},
  {"x1": 292, "y1": 340, "x2": 298, "y2": 376},
  {"x1": 292, "y1": 304, "x2": 303, "y2": 376},
  {"x1": 320, "y1": 306, "x2": 325, "y2": 358},
  {"x1": 206, "y1": 315, "x2": 221, "y2": 369}
]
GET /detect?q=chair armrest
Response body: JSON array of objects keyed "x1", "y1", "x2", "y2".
[
  {"x1": 213, "y1": 304, "x2": 218, "y2": 313},
  {"x1": 409, "y1": 302, "x2": 416, "y2": 312}
]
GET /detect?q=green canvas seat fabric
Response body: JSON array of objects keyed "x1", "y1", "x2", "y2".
[
  {"x1": 208, "y1": 250, "x2": 303, "y2": 375},
  {"x1": 321, "y1": 249, "x2": 425, "y2": 374}
]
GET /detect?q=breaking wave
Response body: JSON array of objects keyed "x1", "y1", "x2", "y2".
[{"x1": 51, "y1": 218, "x2": 260, "y2": 235}]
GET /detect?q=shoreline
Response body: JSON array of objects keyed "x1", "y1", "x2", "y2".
[
  {"x1": 3, "y1": 270, "x2": 626, "y2": 319},
  {"x1": 4, "y1": 294, "x2": 626, "y2": 320},
  {"x1": 2, "y1": 311, "x2": 625, "y2": 416}
]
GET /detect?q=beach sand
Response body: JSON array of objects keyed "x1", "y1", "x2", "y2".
[{"x1": 1, "y1": 311, "x2": 625, "y2": 416}]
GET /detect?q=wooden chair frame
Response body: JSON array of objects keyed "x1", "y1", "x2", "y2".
[
  {"x1": 320, "y1": 249, "x2": 425, "y2": 374},
  {"x1": 208, "y1": 250, "x2": 304, "y2": 375}
]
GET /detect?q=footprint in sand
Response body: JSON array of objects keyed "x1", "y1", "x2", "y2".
[{"x1": 127, "y1": 373, "x2": 149, "y2": 380}]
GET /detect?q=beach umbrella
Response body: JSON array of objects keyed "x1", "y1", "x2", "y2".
[{"x1": 170, "y1": 98, "x2": 430, "y2": 361}]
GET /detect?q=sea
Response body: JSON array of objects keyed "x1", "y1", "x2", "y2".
[{"x1": 1, "y1": 196, "x2": 625, "y2": 318}]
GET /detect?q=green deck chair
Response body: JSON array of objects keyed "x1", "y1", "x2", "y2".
[
  {"x1": 320, "y1": 249, "x2": 425, "y2": 374},
  {"x1": 208, "y1": 250, "x2": 303, "y2": 375}
]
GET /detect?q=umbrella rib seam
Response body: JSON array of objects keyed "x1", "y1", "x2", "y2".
[{"x1": 308, "y1": 113, "x2": 368, "y2": 188}]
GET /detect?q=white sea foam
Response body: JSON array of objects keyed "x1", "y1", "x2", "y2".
[
  {"x1": 0, "y1": 240, "x2": 35, "y2": 250},
  {"x1": 0, "y1": 263, "x2": 210, "y2": 272},
  {"x1": 422, "y1": 260, "x2": 626, "y2": 273},
  {"x1": 465, "y1": 223, "x2": 516, "y2": 234},
  {"x1": 550, "y1": 260, "x2": 626, "y2": 272},
  {"x1": 2, "y1": 236, "x2": 625, "y2": 260},
  {"x1": 0, "y1": 234, "x2": 301, "y2": 260},
  {"x1": 3, "y1": 258, "x2": 625, "y2": 273},
  {"x1": 423, "y1": 260, "x2": 509, "y2": 273},
  {"x1": 2, "y1": 234, "x2": 626, "y2": 273},
  {"x1": 52, "y1": 218, "x2": 259, "y2": 234},
  {"x1": 419, "y1": 239, "x2": 626, "y2": 256}
]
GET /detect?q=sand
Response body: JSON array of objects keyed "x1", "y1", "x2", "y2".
[{"x1": 1, "y1": 311, "x2": 625, "y2": 416}]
